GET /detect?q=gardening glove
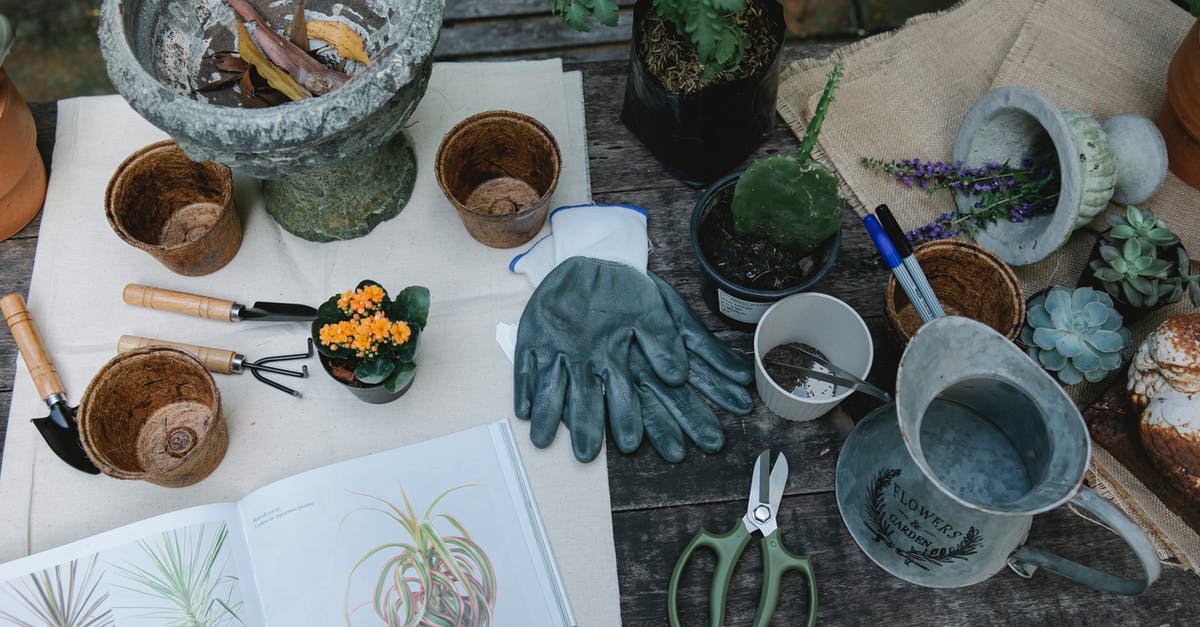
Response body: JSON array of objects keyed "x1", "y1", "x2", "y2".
[
  {"x1": 511, "y1": 204, "x2": 754, "y2": 462},
  {"x1": 514, "y1": 256, "x2": 689, "y2": 462}
]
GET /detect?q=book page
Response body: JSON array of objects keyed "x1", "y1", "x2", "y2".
[
  {"x1": 237, "y1": 421, "x2": 572, "y2": 626},
  {"x1": 0, "y1": 503, "x2": 263, "y2": 625}
]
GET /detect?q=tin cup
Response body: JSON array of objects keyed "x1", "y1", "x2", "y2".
[
  {"x1": 78, "y1": 346, "x2": 227, "y2": 487},
  {"x1": 836, "y1": 317, "x2": 1160, "y2": 594},
  {"x1": 105, "y1": 140, "x2": 241, "y2": 276},
  {"x1": 435, "y1": 110, "x2": 561, "y2": 248},
  {"x1": 753, "y1": 293, "x2": 873, "y2": 421}
]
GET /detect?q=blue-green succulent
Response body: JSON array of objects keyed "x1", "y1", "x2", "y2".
[
  {"x1": 1089, "y1": 206, "x2": 1200, "y2": 310},
  {"x1": 1021, "y1": 286, "x2": 1130, "y2": 386}
]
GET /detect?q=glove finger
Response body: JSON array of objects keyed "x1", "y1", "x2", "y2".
[
  {"x1": 529, "y1": 355, "x2": 568, "y2": 449},
  {"x1": 645, "y1": 377, "x2": 725, "y2": 454},
  {"x1": 602, "y1": 364, "x2": 642, "y2": 454},
  {"x1": 513, "y1": 347, "x2": 537, "y2": 420},
  {"x1": 631, "y1": 314, "x2": 688, "y2": 387},
  {"x1": 635, "y1": 382, "x2": 686, "y2": 463},
  {"x1": 687, "y1": 352, "x2": 755, "y2": 415},
  {"x1": 649, "y1": 272, "x2": 754, "y2": 385},
  {"x1": 565, "y1": 363, "x2": 606, "y2": 463}
]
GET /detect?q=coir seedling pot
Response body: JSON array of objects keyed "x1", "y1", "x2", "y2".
[{"x1": 691, "y1": 171, "x2": 840, "y2": 328}]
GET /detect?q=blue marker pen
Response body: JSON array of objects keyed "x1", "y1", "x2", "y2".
[{"x1": 863, "y1": 214, "x2": 936, "y2": 323}]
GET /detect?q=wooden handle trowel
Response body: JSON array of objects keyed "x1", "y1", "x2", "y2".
[{"x1": 0, "y1": 294, "x2": 100, "y2": 474}]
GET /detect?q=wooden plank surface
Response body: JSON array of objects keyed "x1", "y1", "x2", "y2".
[{"x1": 2, "y1": 33, "x2": 1197, "y2": 627}]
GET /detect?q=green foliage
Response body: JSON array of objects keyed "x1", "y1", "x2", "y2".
[
  {"x1": 1192, "y1": 0, "x2": 1200, "y2": 17},
  {"x1": 311, "y1": 280, "x2": 429, "y2": 389},
  {"x1": 1089, "y1": 206, "x2": 1200, "y2": 310},
  {"x1": 1021, "y1": 286, "x2": 1130, "y2": 386},
  {"x1": 115, "y1": 523, "x2": 243, "y2": 626},
  {"x1": 343, "y1": 485, "x2": 498, "y2": 626},
  {"x1": 0, "y1": 555, "x2": 113, "y2": 627},
  {"x1": 551, "y1": 0, "x2": 750, "y2": 82},
  {"x1": 730, "y1": 63, "x2": 844, "y2": 253}
]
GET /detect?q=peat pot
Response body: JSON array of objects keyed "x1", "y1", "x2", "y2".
[
  {"x1": 954, "y1": 86, "x2": 1167, "y2": 265},
  {"x1": 837, "y1": 317, "x2": 1160, "y2": 593},
  {"x1": 98, "y1": 0, "x2": 444, "y2": 242},
  {"x1": 621, "y1": 0, "x2": 785, "y2": 186},
  {"x1": 318, "y1": 353, "x2": 414, "y2": 404},
  {"x1": 691, "y1": 171, "x2": 840, "y2": 329}
]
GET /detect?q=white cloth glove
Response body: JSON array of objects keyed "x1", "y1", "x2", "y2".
[{"x1": 510, "y1": 204, "x2": 649, "y2": 287}]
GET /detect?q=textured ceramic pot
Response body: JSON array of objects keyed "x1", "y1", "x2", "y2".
[
  {"x1": 953, "y1": 86, "x2": 1167, "y2": 266},
  {"x1": 98, "y1": 0, "x2": 444, "y2": 242},
  {"x1": 1161, "y1": 18, "x2": 1200, "y2": 188}
]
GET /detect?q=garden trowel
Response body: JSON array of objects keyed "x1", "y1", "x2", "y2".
[
  {"x1": 122, "y1": 283, "x2": 316, "y2": 322},
  {"x1": 0, "y1": 294, "x2": 100, "y2": 474}
]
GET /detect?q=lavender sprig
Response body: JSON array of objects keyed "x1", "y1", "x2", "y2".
[{"x1": 860, "y1": 156, "x2": 1060, "y2": 245}]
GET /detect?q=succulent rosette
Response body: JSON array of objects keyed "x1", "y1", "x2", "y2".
[
  {"x1": 312, "y1": 280, "x2": 429, "y2": 392},
  {"x1": 1021, "y1": 286, "x2": 1130, "y2": 385}
]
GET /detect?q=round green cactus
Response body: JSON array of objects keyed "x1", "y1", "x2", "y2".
[
  {"x1": 730, "y1": 62, "x2": 843, "y2": 254},
  {"x1": 1020, "y1": 286, "x2": 1130, "y2": 386}
]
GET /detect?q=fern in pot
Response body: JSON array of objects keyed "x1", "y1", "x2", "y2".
[{"x1": 552, "y1": 0, "x2": 787, "y2": 185}]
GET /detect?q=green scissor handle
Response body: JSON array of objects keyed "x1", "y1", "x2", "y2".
[
  {"x1": 668, "y1": 523, "x2": 752, "y2": 627},
  {"x1": 756, "y1": 529, "x2": 818, "y2": 627},
  {"x1": 667, "y1": 525, "x2": 818, "y2": 627}
]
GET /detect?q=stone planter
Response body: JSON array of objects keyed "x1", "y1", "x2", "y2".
[
  {"x1": 621, "y1": 0, "x2": 786, "y2": 187},
  {"x1": 98, "y1": 0, "x2": 444, "y2": 242},
  {"x1": 690, "y1": 171, "x2": 840, "y2": 328},
  {"x1": 953, "y1": 86, "x2": 1167, "y2": 266}
]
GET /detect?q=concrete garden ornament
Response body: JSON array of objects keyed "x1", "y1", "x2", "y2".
[
  {"x1": 98, "y1": 0, "x2": 444, "y2": 242},
  {"x1": 954, "y1": 86, "x2": 1168, "y2": 265}
]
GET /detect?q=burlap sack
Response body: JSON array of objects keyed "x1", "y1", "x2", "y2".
[{"x1": 777, "y1": 0, "x2": 1200, "y2": 571}]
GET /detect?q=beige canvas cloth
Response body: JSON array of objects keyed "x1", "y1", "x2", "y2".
[
  {"x1": 0, "y1": 60, "x2": 623, "y2": 624},
  {"x1": 777, "y1": 0, "x2": 1200, "y2": 572}
]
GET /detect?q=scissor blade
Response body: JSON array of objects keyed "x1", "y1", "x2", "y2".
[
  {"x1": 769, "y1": 453, "x2": 789, "y2": 515},
  {"x1": 744, "y1": 451, "x2": 772, "y2": 534}
]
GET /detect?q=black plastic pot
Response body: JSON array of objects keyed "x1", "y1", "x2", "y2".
[
  {"x1": 621, "y1": 0, "x2": 786, "y2": 187},
  {"x1": 1077, "y1": 237, "x2": 1182, "y2": 324},
  {"x1": 691, "y1": 171, "x2": 841, "y2": 330},
  {"x1": 319, "y1": 353, "x2": 414, "y2": 404}
]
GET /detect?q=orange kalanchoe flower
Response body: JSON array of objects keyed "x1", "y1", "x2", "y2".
[{"x1": 390, "y1": 320, "x2": 411, "y2": 345}]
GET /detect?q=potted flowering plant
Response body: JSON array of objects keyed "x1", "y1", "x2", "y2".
[
  {"x1": 552, "y1": 0, "x2": 786, "y2": 185},
  {"x1": 312, "y1": 280, "x2": 430, "y2": 404}
]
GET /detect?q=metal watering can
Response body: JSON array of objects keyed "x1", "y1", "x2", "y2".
[{"x1": 836, "y1": 317, "x2": 1160, "y2": 593}]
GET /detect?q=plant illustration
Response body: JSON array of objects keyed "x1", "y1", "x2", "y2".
[
  {"x1": 0, "y1": 555, "x2": 113, "y2": 627},
  {"x1": 114, "y1": 523, "x2": 244, "y2": 626},
  {"x1": 342, "y1": 485, "x2": 497, "y2": 626},
  {"x1": 862, "y1": 468, "x2": 983, "y2": 572}
]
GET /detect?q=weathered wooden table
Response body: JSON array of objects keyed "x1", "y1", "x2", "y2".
[{"x1": 3, "y1": 5, "x2": 1199, "y2": 624}]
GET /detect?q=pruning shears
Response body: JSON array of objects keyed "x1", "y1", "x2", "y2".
[{"x1": 667, "y1": 450, "x2": 818, "y2": 627}]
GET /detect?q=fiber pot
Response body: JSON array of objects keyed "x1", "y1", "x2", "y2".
[
  {"x1": 691, "y1": 171, "x2": 841, "y2": 329},
  {"x1": 435, "y1": 110, "x2": 561, "y2": 248},
  {"x1": 885, "y1": 240, "x2": 1025, "y2": 349},
  {"x1": 318, "y1": 353, "x2": 414, "y2": 404},
  {"x1": 753, "y1": 292, "x2": 873, "y2": 421},
  {"x1": 621, "y1": 0, "x2": 785, "y2": 187},
  {"x1": 105, "y1": 140, "x2": 241, "y2": 276},
  {"x1": 0, "y1": 67, "x2": 47, "y2": 242},
  {"x1": 78, "y1": 347, "x2": 227, "y2": 487}
]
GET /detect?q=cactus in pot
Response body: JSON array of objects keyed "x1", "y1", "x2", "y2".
[
  {"x1": 1087, "y1": 206, "x2": 1200, "y2": 311},
  {"x1": 1020, "y1": 286, "x2": 1130, "y2": 385},
  {"x1": 729, "y1": 62, "x2": 844, "y2": 254}
]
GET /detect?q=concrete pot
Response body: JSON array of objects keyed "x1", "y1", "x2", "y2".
[
  {"x1": 98, "y1": 0, "x2": 444, "y2": 242},
  {"x1": 953, "y1": 86, "x2": 1167, "y2": 266}
]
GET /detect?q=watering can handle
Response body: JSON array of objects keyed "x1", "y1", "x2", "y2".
[{"x1": 1007, "y1": 487, "x2": 1161, "y2": 595}]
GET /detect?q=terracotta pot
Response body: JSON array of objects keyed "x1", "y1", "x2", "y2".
[
  {"x1": 0, "y1": 68, "x2": 47, "y2": 241},
  {"x1": 1162, "y1": 18, "x2": 1200, "y2": 188},
  {"x1": 104, "y1": 140, "x2": 241, "y2": 276},
  {"x1": 885, "y1": 240, "x2": 1025, "y2": 349},
  {"x1": 78, "y1": 347, "x2": 227, "y2": 487},
  {"x1": 435, "y1": 110, "x2": 561, "y2": 249}
]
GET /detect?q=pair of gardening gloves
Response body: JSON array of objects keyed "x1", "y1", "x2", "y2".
[{"x1": 510, "y1": 204, "x2": 754, "y2": 463}]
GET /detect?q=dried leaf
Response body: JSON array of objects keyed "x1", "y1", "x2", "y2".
[
  {"x1": 308, "y1": 20, "x2": 369, "y2": 65},
  {"x1": 227, "y1": 0, "x2": 349, "y2": 95},
  {"x1": 209, "y1": 51, "x2": 249, "y2": 73},
  {"x1": 236, "y1": 20, "x2": 312, "y2": 101},
  {"x1": 287, "y1": 0, "x2": 308, "y2": 49}
]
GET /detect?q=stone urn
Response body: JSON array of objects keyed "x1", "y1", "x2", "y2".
[
  {"x1": 98, "y1": 0, "x2": 444, "y2": 242},
  {"x1": 953, "y1": 86, "x2": 1167, "y2": 266}
]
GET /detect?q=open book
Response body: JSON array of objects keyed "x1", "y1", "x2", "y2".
[{"x1": 0, "y1": 421, "x2": 574, "y2": 626}]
